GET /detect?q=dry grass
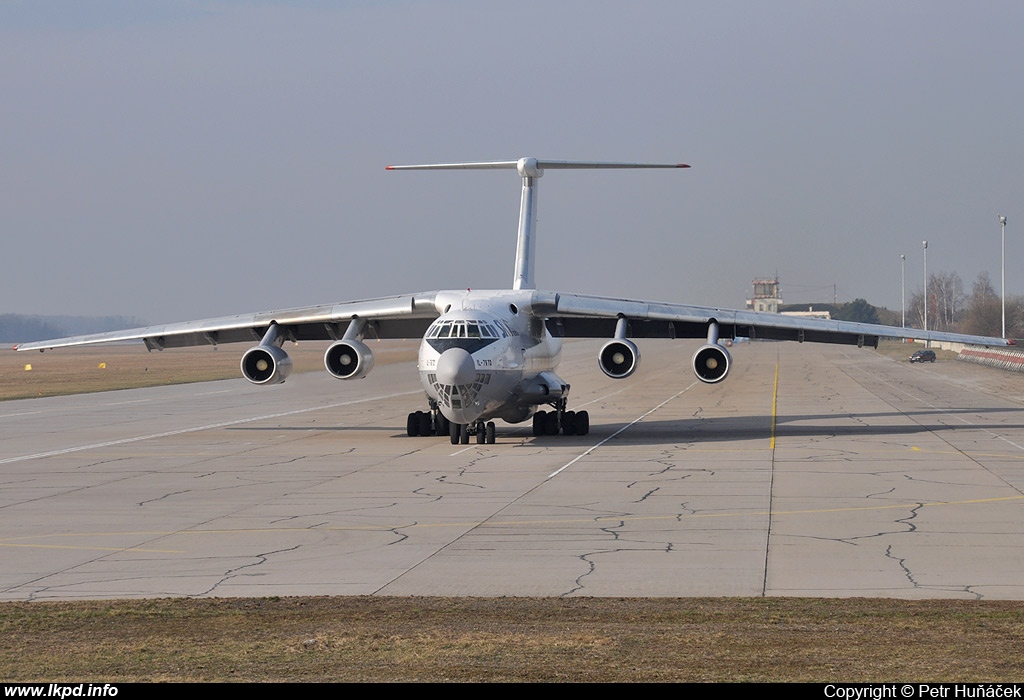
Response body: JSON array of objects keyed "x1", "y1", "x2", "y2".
[
  {"x1": 2, "y1": 596, "x2": 1023, "y2": 682},
  {"x1": 0, "y1": 340, "x2": 418, "y2": 401}
]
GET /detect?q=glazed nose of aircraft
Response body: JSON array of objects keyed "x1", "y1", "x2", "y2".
[{"x1": 435, "y1": 347, "x2": 476, "y2": 386}]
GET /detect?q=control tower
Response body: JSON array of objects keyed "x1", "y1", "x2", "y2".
[{"x1": 746, "y1": 277, "x2": 782, "y2": 314}]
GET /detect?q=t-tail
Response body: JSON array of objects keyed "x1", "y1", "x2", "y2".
[{"x1": 386, "y1": 158, "x2": 690, "y2": 290}]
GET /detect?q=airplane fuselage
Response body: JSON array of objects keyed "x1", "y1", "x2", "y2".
[{"x1": 417, "y1": 290, "x2": 565, "y2": 426}]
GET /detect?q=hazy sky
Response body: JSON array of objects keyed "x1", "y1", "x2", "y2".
[{"x1": 2, "y1": 1, "x2": 1021, "y2": 324}]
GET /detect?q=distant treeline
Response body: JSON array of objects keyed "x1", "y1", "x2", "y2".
[
  {"x1": 781, "y1": 270, "x2": 1023, "y2": 340},
  {"x1": 0, "y1": 314, "x2": 146, "y2": 343},
  {"x1": 779, "y1": 300, "x2": 898, "y2": 326}
]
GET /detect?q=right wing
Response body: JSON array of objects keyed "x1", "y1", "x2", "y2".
[
  {"x1": 14, "y1": 293, "x2": 442, "y2": 352},
  {"x1": 539, "y1": 291, "x2": 1011, "y2": 383},
  {"x1": 545, "y1": 292, "x2": 1012, "y2": 348}
]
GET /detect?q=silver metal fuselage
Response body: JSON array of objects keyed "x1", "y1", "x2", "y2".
[{"x1": 417, "y1": 290, "x2": 563, "y2": 426}]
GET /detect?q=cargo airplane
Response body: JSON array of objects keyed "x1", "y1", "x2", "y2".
[{"x1": 15, "y1": 157, "x2": 1013, "y2": 444}]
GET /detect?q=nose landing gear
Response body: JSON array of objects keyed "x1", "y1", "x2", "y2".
[{"x1": 449, "y1": 421, "x2": 496, "y2": 445}]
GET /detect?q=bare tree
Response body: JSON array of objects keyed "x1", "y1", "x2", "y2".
[
  {"x1": 931, "y1": 271, "x2": 964, "y2": 331},
  {"x1": 904, "y1": 271, "x2": 1019, "y2": 340},
  {"x1": 907, "y1": 271, "x2": 963, "y2": 331},
  {"x1": 971, "y1": 271, "x2": 998, "y2": 303},
  {"x1": 961, "y1": 271, "x2": 1001, "y2": 337},
  {"x1": 1006, "y1": 295, "x2": 1024, "y2": 340},
  {"x1": 908, "y1": 289, "x2": 925, "y2": 330}
]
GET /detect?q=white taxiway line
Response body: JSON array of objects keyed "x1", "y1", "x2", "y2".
[
  {"x1": 0, "y1": 390, "x2": 422, "y2": 465},
  {"x1": 850, "y1": 363, "x2": 1024, "y2": 454},
  {"x1": 547, "y1": 382, "x2": 698, "y2": 479}
]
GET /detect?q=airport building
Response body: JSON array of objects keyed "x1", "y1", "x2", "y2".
[{"x1": 746, "y1": 277, "x2": 782, "y2": 314}]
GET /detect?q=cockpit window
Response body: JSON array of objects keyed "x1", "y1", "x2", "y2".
[{"x1": 429, "y1": 319, "x2": 507, "y2": 340}]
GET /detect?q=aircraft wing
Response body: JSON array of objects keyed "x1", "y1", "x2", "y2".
[
  {"x1": 543, "y1": 292, "x2": 1013, "y2": 348},
  {"x1": 14, "y1": 293, "x2": 442, "y2": 352}
]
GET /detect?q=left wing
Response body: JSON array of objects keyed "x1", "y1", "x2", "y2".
[
  {"x1": 544, "y1": 291, "x2": 1011, "y2": 348},
  {"x1": 14, "y1": 293, "x2": 442, "y2": 352}
]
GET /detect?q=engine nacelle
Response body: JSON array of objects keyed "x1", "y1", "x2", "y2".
[
  {"x1": 599, "y1": 338, "x2": 640, "y2": 379},
  {"x1": 324, "y1": 339, "x2": 374, "y2": 380},
  {"x1": 692, "y1": 343, "x2": 731, "y2": 383},
  {"x1": 241, "y1": 344, "x2": 293, "y2": 385}
]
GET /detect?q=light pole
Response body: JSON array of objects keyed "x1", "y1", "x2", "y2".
[
  {"x1": 923, "y1": 240, "x2": 928, "y2": 344},
  {"x1": 1000, "y1": 215, "x2": 1007, "y2": 338},
  {"x1": 900, "y1": 253, "x2": 906, "y2": 330}
]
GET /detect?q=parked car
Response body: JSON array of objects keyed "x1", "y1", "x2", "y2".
[{"x1": 909, "y1": 349, "x2": 936, "y2": 363}]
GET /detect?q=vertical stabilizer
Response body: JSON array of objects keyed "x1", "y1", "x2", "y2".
[{"x1": 512, "y1": 157, "x2": 542, "y2": 289}]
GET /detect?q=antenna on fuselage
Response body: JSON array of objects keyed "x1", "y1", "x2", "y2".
[{"x1": 386, "y1": 158, "x2": 689, "y2": 290}]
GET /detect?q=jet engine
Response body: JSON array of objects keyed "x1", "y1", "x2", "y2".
[
  {"x1": 324, "y1": 339, "x2": 374, "y2": 380},
  {"x1": 599, "y1": 339, "x2": 640, "y2": 379},
  {"x1": 241, "y1": 344, "x2": 293, "y2": 385},
  {"x1": 691, "y1": 343, "x2": 731, "y2": 383}
]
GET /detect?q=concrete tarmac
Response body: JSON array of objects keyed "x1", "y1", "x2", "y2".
[{"x1": 2, "y1": 339, "x2": 1023, "y2": 600}]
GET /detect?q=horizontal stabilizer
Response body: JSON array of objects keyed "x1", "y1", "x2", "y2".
[
  {"x1": 386, "y1": 157, "x2": 690, "y2": 289},
  {"x1": 387, "y1": 157, "x2": 689, "y2": 174}
]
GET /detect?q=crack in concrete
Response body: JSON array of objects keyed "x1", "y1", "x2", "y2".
[
  {"x1": 598, "y1": 520, "x2": 625, "y2": 541},
  {"x1": 675, "y1": 501, "x2": 697, "y2": 518},
  {"x1": 630, "y1": 486, "x2": 659, "y2": 503},
  {"x1": 200, "y1": 544, "x2": 303, "y2": 596},
  {"x1": 250, "y1": 455, "x2": 309, "y2": 469},
  {"x1": 564, "y1": 553, "x2": 598, "y2": 596},
  {"x1": 76, "y1": 457, "x2": 133, "y2": 469},
  {"x1": 411, "y1": 487, "x2": 444, "y2": 502},
  {"x1": 139, "y1": 489, "x2": 189, "y2": 506},
  {"x1": 884, "y1": 544, "x2": 918, "y2": 588},
  {"x1": 961, "y1": 585, "x2": 984, "y2": 601},
  {"x1": 383, "y1": 527, "x2": 412, "y2": 545}
]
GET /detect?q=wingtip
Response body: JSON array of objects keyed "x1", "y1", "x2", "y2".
[
  {"x1": 677, "y1": 164, "x2": 691, "y2": 168},
  {"x1": 384, "y1": 165, "x2": 395, "y2": 170}
]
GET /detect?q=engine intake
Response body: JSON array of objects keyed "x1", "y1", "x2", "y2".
[
  {"x1": 692, "y1": 343, "x2": 731, "y2": 383},
  {"x1": 599, "y1": 339, "x2": 640, "y2": 379},
  {"x1": 241, "y1": 345, "x2": 292, "y2": 385},
  {"x1": 324, "y1": 339, "x2": 374, "y2": 380}
]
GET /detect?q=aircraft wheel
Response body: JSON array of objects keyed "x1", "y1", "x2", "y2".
[
  {"x1": 476, "y1": 422, "x2": 486, "y2": 444},
  {"x1": 545, "y1": 411, "x2": 560, "y2": 435},
  {"x1": 574, "y1": 410, "x2": 590, "y2": 436},
  {"x1": 532, "y1": 411, "x2": 546, "y2": 436},
  {"x1": 450, "y1": 421, "x2": 460, "y2": 445},
  {"x1": 435, "y1": 413, "x2": 449, "y2": 437},
  {"x1": 561, "y1": 410, "x2": 576, "y2": 435},
  {"x1": 407, "y1": 412, "x2": 419, "y2": 437},
  {"x1": 460, "y1": 423, "x2": 470, "y2": 444},
  {"x1": 485, "y1": 421, "x2": 496, "y2": 444},
  {"x1": 419, "y1": 411, "x2": 433, "y2": 436}
]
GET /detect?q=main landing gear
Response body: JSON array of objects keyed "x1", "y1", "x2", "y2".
[
  {"x1": 406, "y1": 401, "x2": 449, "y2": 438},
  {"x1": 532, "y1": 399, "x2": 589, "y2": 436}
]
